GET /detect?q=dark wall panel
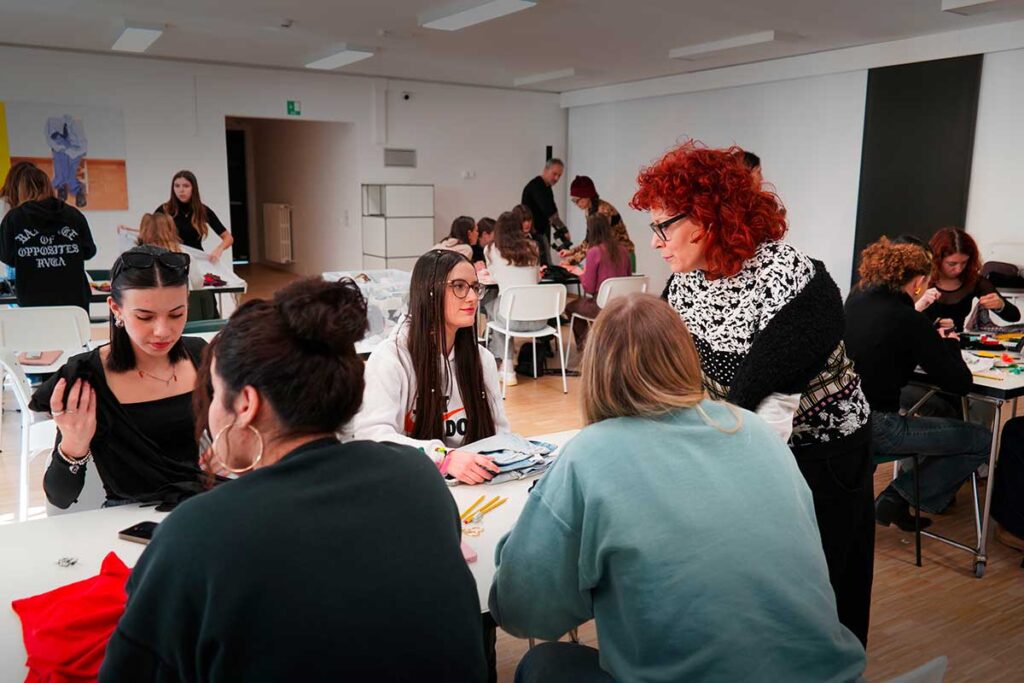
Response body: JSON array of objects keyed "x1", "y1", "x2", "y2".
[{"x1": 852, "y1": 54, "x2": 983, "y2": 281}]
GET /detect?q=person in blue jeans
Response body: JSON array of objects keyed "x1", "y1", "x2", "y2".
[
  {"x1": 844, "y1": 237, "x2": 991, "y2": 531},
  {"x1": 46, "y1": 114, "x2": 88, "y2": 207}
]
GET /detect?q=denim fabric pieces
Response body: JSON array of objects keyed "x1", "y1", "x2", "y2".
[{"x1": 462, "y1": 434, "x2": 559, "y2": 485}]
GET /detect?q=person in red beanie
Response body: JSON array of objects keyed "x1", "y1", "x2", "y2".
[{"x1": 561, "y1": 176, "x2": 634, "y2": 267}]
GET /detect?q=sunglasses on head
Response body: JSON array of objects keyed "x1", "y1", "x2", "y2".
[{"x1": 114, "y1": 251, "x2": 191, "y2": 278}]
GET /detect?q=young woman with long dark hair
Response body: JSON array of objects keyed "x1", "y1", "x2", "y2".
[
  {"x1": 156, "y1": 170, "x2": 233, "y2": 261},
  {"x1": 563, "y1": 213, "x2": 631, "y2": 349},
  {"x1": 432, "y1": 215, "x2": 478, "y2": 260},
  {"x1": 30, "y1": 245, "x2": 208, "y2": 509},
  {"x1": 353, "y1": 249, "x2": 509, "y2": 485}
]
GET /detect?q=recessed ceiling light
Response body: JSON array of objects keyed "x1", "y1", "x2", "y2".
[
  {"x1": 305, "y1": 47, "x2": 375, "y2": 70},
  {"x1": 669, "y1": 30, "x2": 778, "y2": 60},
  {"x1": 111, "y1": 25, "x2": 164, "y2": 53},
  {"x1": 420, "y1": 0, "x2": 536, "y2": 31},
  {"x1": 514, "y1": 68, "x2": 576, "y2": 87},
  {"x1": 941, "y1": 0, "x2": 1019, "y2": 15}
]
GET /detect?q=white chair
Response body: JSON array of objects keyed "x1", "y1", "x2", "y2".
[
  {"x1": 0, "y1": 305, "x2": 91, "y2": 354},
  {"x1": 883, "y1": 656, "x2": 948, "y2": 683},
  {"x1": 564, "y1": 275, "x2": 649, "y2": 367},
  {"x1": 485, "y1": 284, "x2": 568, "y2": 398},
  {"x1": 0, "y1": 349, "x2": 57, "y2": 521}
]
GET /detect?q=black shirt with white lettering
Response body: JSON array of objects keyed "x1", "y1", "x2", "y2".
[{"x1": 0, "y1": 197, "x2": 96, "y2": 310}]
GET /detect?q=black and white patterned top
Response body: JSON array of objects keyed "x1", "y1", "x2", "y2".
[{"x1": 666, "y1": 240, "x2": 870, "y2": 446}]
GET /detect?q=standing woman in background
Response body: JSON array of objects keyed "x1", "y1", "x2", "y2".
[
  {"x1": 156, "y1": 170, "x2": 234, "y2": 261},
  {"x1": 0, "y1": 165, "x2": 96, "y2": 310},
  {"x1": 560, "y1": 175, "x2": 635, "y2": 268},
  {"x1": 922, "y1": 227, "x2": 1020, "y2": 331},
  {"x1": 157, "y1": 170, "x2": 233, "y2": 319},
  {"x1": 137, "y1": 212, "x2": 210, "y2": 320},
  {"x1": 633, "y1": 141, "x2": 874, "y2": 645}
]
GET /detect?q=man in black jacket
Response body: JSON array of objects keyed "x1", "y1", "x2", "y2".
[{"x1": 521, "y1": 159, "x2": 570, "y2": 266}]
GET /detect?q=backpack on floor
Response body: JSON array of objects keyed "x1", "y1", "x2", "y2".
[{"x1": 515, "y1": 341, "x2": 548, "y2": 377}]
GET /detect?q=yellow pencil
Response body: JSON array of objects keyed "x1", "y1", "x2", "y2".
[
  {"x1": 973, "y1": 372, "x2": 1004, "y2": 381},
  {"x1": 461, "y1": 495, "x2": 487, "y2": 521},
  {"x1": 476, "y1": 496, "x2": 502, "y2": 515},
  {"x1": 478, "y1": 497, "x2": 508, "y2": 517}
]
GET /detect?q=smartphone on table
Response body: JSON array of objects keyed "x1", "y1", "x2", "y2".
[{"x1": 118, "y1": 521, "x2": 159, "y2": 545}]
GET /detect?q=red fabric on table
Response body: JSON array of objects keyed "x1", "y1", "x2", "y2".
[{"x1": 11, "y1": 552, "x2": 130, "y2": 683}]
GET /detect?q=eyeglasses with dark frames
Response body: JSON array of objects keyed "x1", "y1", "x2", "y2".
[
  {"x1": 649, "y1": 213, "x2": 689, "y2": 242},
  {"x1": 447, "y1": 279, "x2": 487, "y2": 299}
]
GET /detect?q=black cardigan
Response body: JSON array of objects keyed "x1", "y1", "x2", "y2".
[
  {"x1": 661, "y1": 260, "x2": 847, "y2": 414},
  {"x1": 30, "y1": 336, "x2": 210, "y2": 508},
  {"x1": 845, "y1": 287, "x2": 972, "y2": 413}
]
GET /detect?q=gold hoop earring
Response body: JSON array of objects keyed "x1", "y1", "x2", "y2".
[
  {"x1": 212, "y1": 423, "x2": 264, "y2": 474},
  {"x1": 914, "y1": 287, "x2": 922, "y2": 295}
]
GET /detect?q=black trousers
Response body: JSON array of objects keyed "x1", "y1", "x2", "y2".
[
  {"x1": 793, "y1": 429, "x2": 875, "y2": 646},
  {"x1": 515, "y1": 642, "x2": 615, "y2": 683},
  {"x1": 992, "y1": 417, "x2": 1024, "y2": 538},
  {"x1": 483, "y1": 612, "x2": 497, "y2": 683}
]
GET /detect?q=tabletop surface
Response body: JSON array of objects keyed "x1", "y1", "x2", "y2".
[{"x1": 0, "y1": 429, "x2": 579, "y2": 676}]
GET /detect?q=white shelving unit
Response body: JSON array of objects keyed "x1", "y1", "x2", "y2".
[{"x1": 362, "y1": 184, "x2": 434, "y2": 270}]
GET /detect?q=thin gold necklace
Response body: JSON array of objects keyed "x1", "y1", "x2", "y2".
[{"x1": 137, "y1": 368, "x2": 178, "y2": 386}]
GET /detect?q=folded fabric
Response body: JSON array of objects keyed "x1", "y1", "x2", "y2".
[
  {"x1": 12, "y1": 552, "x2": 130, "y2": 683},
  {"x1": 455, "y1": 434, "x2": 560, "y2": 485}
]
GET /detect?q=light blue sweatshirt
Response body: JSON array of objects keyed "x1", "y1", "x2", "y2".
[{"x1": 490, "y1": 401, "x2": 866, "y2": 683}]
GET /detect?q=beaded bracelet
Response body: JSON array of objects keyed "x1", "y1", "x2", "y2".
[{"x1": 57, "y1": 444, "x2": 92, "y2": 474}]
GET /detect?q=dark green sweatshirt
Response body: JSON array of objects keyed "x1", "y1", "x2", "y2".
[{"x1": 100, "y1": 437, "x2": 486, "y2": 682}]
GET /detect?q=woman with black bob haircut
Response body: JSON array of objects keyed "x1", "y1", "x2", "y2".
[
  {"x1": 101, "y1": 277, "x2": 487, "y2": 682},
  {"x1": 31, "y1": 245, "x2": 209, "y2": 509}
]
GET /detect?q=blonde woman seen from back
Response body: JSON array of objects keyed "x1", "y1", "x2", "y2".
[{"x1": 490, "y1": 293, "x2": 866, "y2": 683}]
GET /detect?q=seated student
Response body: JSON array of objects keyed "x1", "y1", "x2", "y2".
[
  {"x1": 490, "y1": 294, "x2": 867, "y2": 683},
  {"x1": 0, "y1": 165, "x2": 96, "y2": 310},
  {"x1": 991, "y1": 418, "x2": 1024, "y2": 553},
  {"x1": 844, "y1": 237, "x2": 990, "y2": 530},
  {"x1": 100, "y1": 277, "x2": 487, "y2": 682},
  {"x1": 353, "y1": 249, "x2": 509, "y2": 485},
  {"x1": 483, "y1": 211, "x2": 544, "y2": 384},
  {"x1": 922, "y1": 227, "x2": 1020, "y2": 331},
  {"x1": 512, "y1": 202, "x2": 547, "y2": 264},
  {"x1": 472, "y1": 216, "x2": 495, "y2": 265},
  {"x1": 136, "y1": 212, "x2": 211, "y2": 319},
  {"x1": 432, "y1": 215, "x2": 478, "y2": 260},
  {"x1": 560, "y1": 175, "x2": 635, "y2": 266},
  {"x1": 563, "y1": 213, "x2": 631, "y2": 350},
  {"x1": 30, "y1": 246, "x2": 209, "y2": 509}
]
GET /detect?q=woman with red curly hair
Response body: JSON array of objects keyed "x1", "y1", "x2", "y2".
[
  {"x1": 921, "y1": 227, "x2": 1020, "y2": 331},
  {"x1": 632, "y1": 141, "x2": 873, "y2": 645}
]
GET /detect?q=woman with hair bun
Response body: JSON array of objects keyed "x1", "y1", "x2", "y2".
[
  {"x1": 101, "y1": 276, "x2": 487, "y2": 682},
  {"x1": 844, "y1": 237, "x2": 989, "y2": 533},
  {"x1": 633, "y1": 140, "x2": 874, "y2": 644}
]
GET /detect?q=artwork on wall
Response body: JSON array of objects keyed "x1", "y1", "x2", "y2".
[{"x1": 0, "y1": 100, "x2": 129, "y2": 211}]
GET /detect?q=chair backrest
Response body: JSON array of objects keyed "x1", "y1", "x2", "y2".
[
  {"x1": 499, "y1": 284, "x2": 567, "y2": 322},
  {"x1": 0, "y1": 306, "x2": 91, "y2": 353},
  {"x1": 883, "y1": 656, "x2": 948, "y2": 683},
  {"x1": 183, "y1": 318, "x2": 228, "y2": 335},
  {"x1": 595, "y1": 275, "x2": 649, "y2": 308},
  {"x1": 0, "y1": 347, "x2": 35, "y2": 414}
]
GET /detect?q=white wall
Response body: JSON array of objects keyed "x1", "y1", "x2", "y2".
[
  {"x1": 567, "y1": 70, "x2": 868, "y2": 292},
  {"x1": 248, "y1": 119, "x2": 357, "y2": 277},
  {"x1": 966, "y1": 48, "x2": 1024, "y2": 259},
  {"x1": 0, "y1": 45, "x2": 567, "y2": 272}
]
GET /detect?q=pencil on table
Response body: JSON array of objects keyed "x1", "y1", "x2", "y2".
[{"x1": 461, "y1": 495, "x2": 486, "y2": 521}]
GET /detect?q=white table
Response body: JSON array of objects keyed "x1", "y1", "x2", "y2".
[{"x1": 0, "y1": 429, "x2": 579, "y2": 679}]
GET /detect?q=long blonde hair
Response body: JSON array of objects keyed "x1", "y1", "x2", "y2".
[
  {"x1": 581, "y1": 293, "x2": 740, "y2": 431},
  {"x1": 138, "y1": 212, "x2": 182, "y2": 252}
]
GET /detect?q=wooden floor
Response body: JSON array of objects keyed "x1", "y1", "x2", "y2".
[{"x1": 1, "y1": 264, "x2": 1021, "y2": 682}]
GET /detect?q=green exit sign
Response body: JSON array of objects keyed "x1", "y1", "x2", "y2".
[{"x1": 287, "y1": 100, "x2": 302, "y2": 116}]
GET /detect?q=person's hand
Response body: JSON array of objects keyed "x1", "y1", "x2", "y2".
[
  {"x1": 208, "y1": 250, "x2": 221, "y2": 264},
  {"x1": 474, "y1": 261, "x2": 486, "y2": 271},
  {"x1": 915, "y1": 287, "x2": 941, "y2": 312},
  {"x1": 938, "y1": 326, "x2": 960, "y2": 341},
  {"x1": 49, "y1": 378, "x2": 97, "y2": 458},
  {"x1": 935, "y1": 318, "x2": 955, "y2": 330},
  {"x1": 447, "y1": 451, "x2": 500, "y2": 485},
  {"x1": 979, "y1": 292, "x2": 1004, "y2": 310},
  {"x1": 567, "y1": 265, "x2": 583, "y2": 276},
  {"x1": 558, "y1": 249, "x2": 571, "y2": 257}
]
